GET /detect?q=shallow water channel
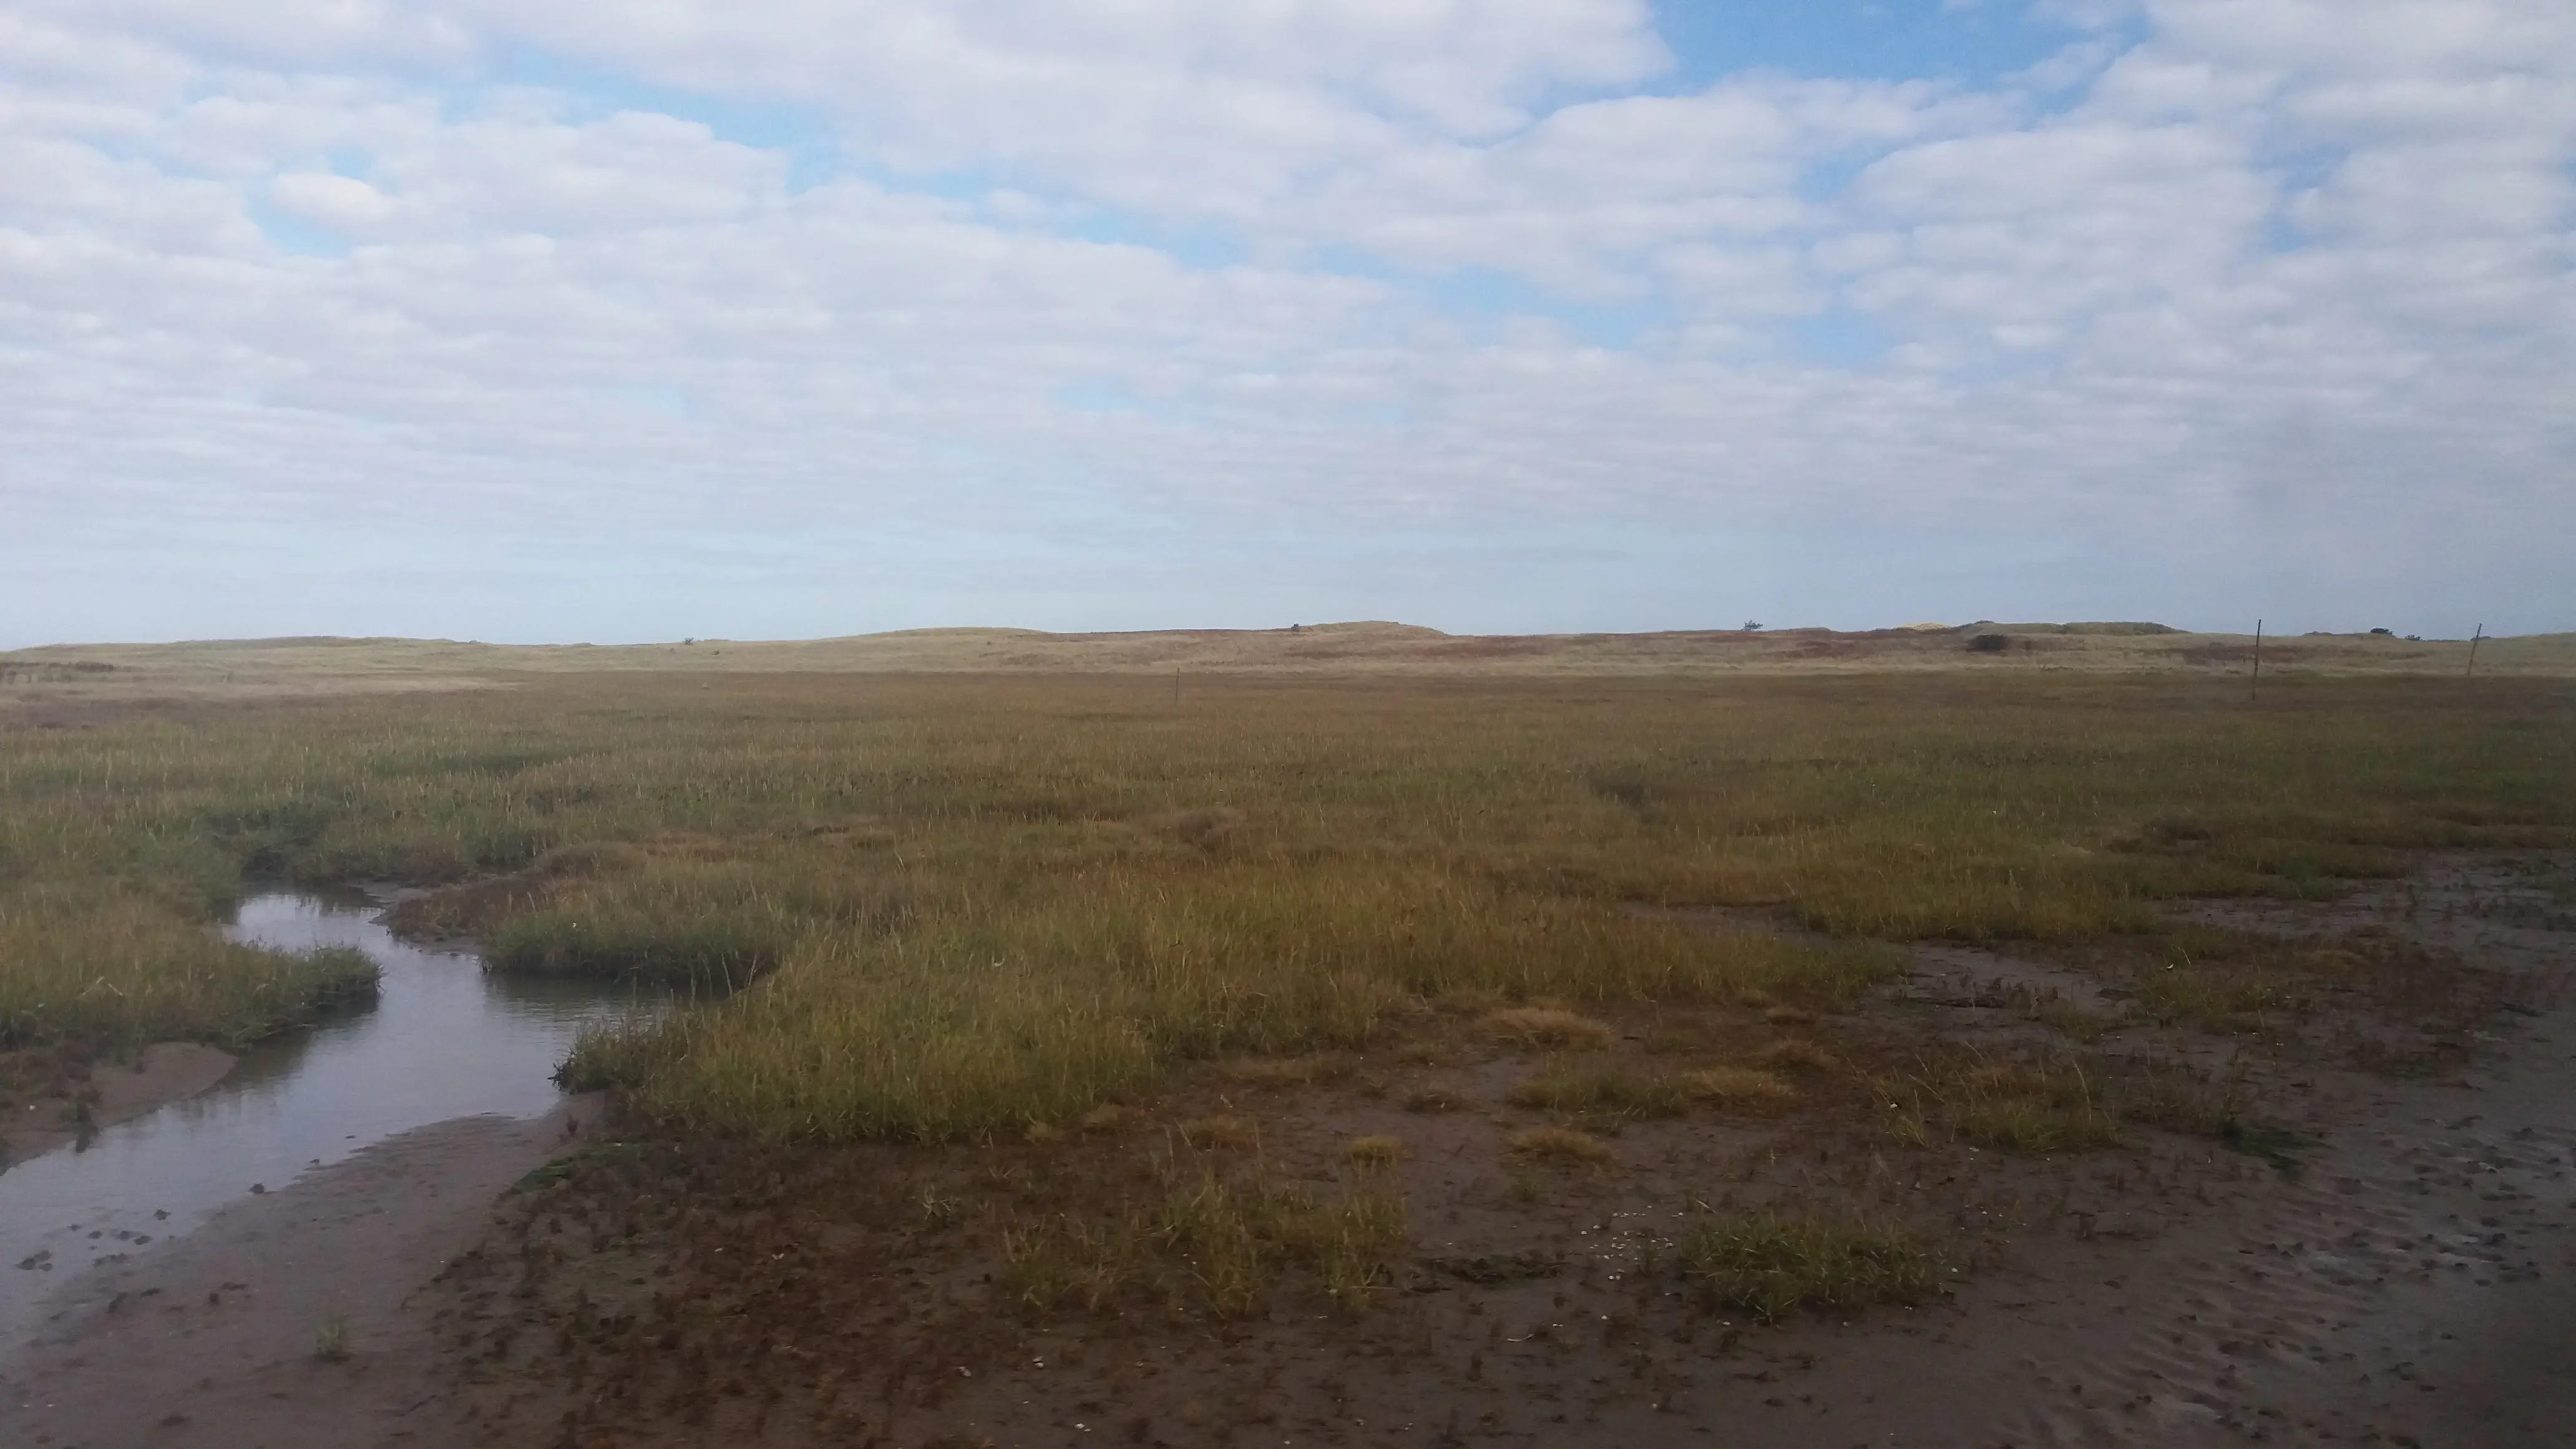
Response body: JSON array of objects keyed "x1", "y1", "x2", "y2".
[{"x1": 0, "y1": 892, "x2": 651, "y2": 1339}]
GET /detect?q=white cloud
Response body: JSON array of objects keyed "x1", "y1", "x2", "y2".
[
  {"x1": 270, "y1": 171, "x2": 396, "y2": 228},
  {"x1": 0, "y1": 0, "x2": 2570, "y2": 643}
]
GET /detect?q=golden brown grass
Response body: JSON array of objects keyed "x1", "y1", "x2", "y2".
[
  {"x1": 1508, "y1": 1063, "x2": 1796, "y2": 1117},
  {"x1": 1508, "y1": 1066, "x2": 1689, "y2": 1117},
  {"x1": 1344, "y1": 1134, "x2": 1403, "y2": 1167},
  {"x1": 1483, "y1": 1007, "x2": 1619, "y2": 1050},
  {"x1": 1756, "y1": 1039, "x2": 1838, "y2": 1074},
  {"x1": 1, "y1": 669, "x2": 2570, "y2": 1136},
  {"x1": 1506, "y1": 1125, "x2": 1617, "y2": 1166},
  {"x1": 1000, "y1": 1166, "x2": 1409, "y2": 1319},
  {"x1": 1885, "y1": 1056, "x2": 2125, "y2": 1154},
  {"x1": 1674, "y1": 1066, "x2": 1798, "y2": 1110},
  {"x1": 11, "y1": 619, "x2": 2571, "y2": 686},
  {"x1": 1176, "y1": 1116, "x2": 1256, "y2": 1151},
  {"x1": 0, "y1": 884, "x2": 378, "y2": 1053}
]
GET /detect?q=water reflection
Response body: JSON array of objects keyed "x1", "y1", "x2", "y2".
[{"x1": 0, "y1": 894, "x2": 650, "y2": 1340}]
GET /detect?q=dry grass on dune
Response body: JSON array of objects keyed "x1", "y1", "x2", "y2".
[{"x1": 6, "y1": 618, "x2": 2572, "y2": 695}]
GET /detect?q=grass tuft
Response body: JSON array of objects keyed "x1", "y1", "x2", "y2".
[
  {"x1": 1403, "y1": 1085, "x2": 1468, "y2": 1113},
  {"x1": 1507, "y1": 1065, "x2": 1688, "y2": 1118},
  {"x1": 1506, "y1": 1125, "x2": 1617, "y2": 1167},
  {"x1": 313, "y1": 1316, "x2": 353, "y2": 1364},
  {"x1": 1483, "y1": 1008, "x2": 1617, "y2": 1051},
  {"x1": 0, "y1": 885, "x2": 379, "y2": 1054},
  {"x1": 1755, "y1": 1038, "x2": 1837, "y2": 1074},
  {"x1": 1889, "y1": 1057, "x2": 2124, "y2": 1154},
  {"x1": 1344, "y1": 1134, "x2": 1403, "y2": 1168},
  {"x1": 1674, "y1": 1066, "x2": 1798, "y2": 1110},
  {"x1": 1676, "y1": 1213, "x2": 1941, "y2": 1322},
  {"x1": 1177, "y1": 1115, "x2": 1255, "y2": 1151},
  {"x1": 1000, "y1": 1168, "x2": 1408, "y2": 1319}
]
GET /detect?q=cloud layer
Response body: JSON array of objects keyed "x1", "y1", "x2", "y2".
[{"x1": 2, "y1": 1, "x2": 2570, "y2": 643}]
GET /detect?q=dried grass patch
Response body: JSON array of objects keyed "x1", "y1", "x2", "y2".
[
  {"x1": 1483, "y1": 1007, "x2": 1616, "y2": 1050},
  {"x1": 1506, "y1": 1125, "x2": 1617, "y2": 1166}
]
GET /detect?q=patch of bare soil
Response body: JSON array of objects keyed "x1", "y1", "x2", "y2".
[
  {"x1": 0, "y1": 1101, "x2": 599, "y2": 1449},
  {"x1": 407, "y1": 854, "x2": 2576, "y2": 1449},
  {"x1": 2, "y1": 1042, "x2": 237, "y2": 1163}
]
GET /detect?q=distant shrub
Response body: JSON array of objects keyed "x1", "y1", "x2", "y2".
[{"x1": 1968, "y1": 634, "x2": 2012, "y2": 654}]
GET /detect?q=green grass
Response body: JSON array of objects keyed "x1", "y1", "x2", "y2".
[
  {"x1": 1885, "y1": 1056, "x2": 2127, "y2": 1154},
  {"x1": 1, "y1": 671, "x2": 2570, "y2": 1130},
  {"x1": 0, "y1": 883, "x2": 378, "y2": 1053},
  {"x1": 1508, "y1": 1065, "x2": 1694, "y2": 1118},
  {"x1": 998, "y1": 1167, "x2": 1410, "y2": 1318},
  {"x1": 1676, "y1": 1212, "x2": 1942, "y2": 1321}
]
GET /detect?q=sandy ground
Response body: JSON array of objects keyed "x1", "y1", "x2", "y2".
[
  {"x1": 0, "y1": 1100, "x2": 598, "y2": 1449},
  {"x1": 4, "y1": 1043, "x2": 239, "y2": 1163}
]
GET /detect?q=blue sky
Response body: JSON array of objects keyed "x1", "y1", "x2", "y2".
[{"x1": 2, "y1": 1, "x2": 2570, "y2": 646}]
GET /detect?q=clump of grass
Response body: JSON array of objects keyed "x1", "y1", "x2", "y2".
[
  {"x1": 1222, "y1": 1054, "x2": 1354, "y2": 1088},
  {"x1": 1676, "y1": 1214, "x2": 1940, "y2": 1322},
  {"x1": 1507, "y1": 1066, "x2": 1689, "y2": 1118},
  {"x1": 1954, "y1": 1092, "x2": 2123, "y2": 1153},
  {"x1": 1506, "y1": 1125, "x2": 1616, "y2": 1167},
  {"x1": 1003, "y1": 1169, "x2": 1408, "y2": 1319},
  {"x1": 1483, "y1": 1007, "x2": 1617, "y2": 1051},
  {"x1": 1000, "y1": 1210, "x2": 1151, "y2": 1314},
  {"x1": 1403, "y1": 1085, "x2": 1468, "y2": 1113},
  {"x1": 487, "y1": 904, "x2": 797, "y2": 990},
  {"x1": 1890, "y1": 1057, "x2": 2123, "y2": 1154},
  {"x1": 568, "y1": 862, "x2": 1890, "y2": 1143},
  {"x1": 1306, "y1": 1182, "x2": 1411, "y2": 1314},
  {"x1": 0, "y1": 884, "x2": 379, "y2": 1053},
  {"x1": 2134, "y1": 961, "x2": 2306, "y2": 1032},
  {"x1": 313, "y1": 1315, "x2": 353, "y2": 1363},
  {"x1": 1674, "y1": 1066, "x2": 1797, "y2": 1110},
  {"x1": 1344, "y1": 1134, "x2": 1403, "y2": 1168},
  {"x1": 2104, "y1": 1058, "x2": 2251, "y2": 1138},
  {"x1": 2105, "y1": 1059, "x2": 2302, "y2": 1168},
  {"x1": 1756, "y1": 1039, "x2": 1837, "y2": 1073},
  {"x1": 1177, "y1": 1116, "x2": 1255, "y2": 1151},
  {"x1": 1078, "y1": 1103, "x2": 1139, "y2": 1133},
  {"x1": 1507, "y1": 1061, "x2": 1794, "y2": 1116}
]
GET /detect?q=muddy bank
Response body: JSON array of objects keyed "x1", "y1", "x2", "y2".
[
  {"x1": 3, "y1": 1042, "x2": 237, "y2": 1163},
  {"x1": 0, "y1": 1101, "x2": 598, "y2": 1449},
  {"x1": 423, "y1": 854, "x2": 2576, "y2": 1448}
]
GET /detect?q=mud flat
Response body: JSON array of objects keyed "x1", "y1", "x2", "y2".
[
  {"x1": 4, "y1": 1043, "x2": 239, "y2": 1163},
  {"x1": 419, "y1": 856, "x2": 2576, "y2": 1448},
  {"x1": 0, "y1": 1106, "x2": 593, "y2": 1449},
  {"x1": 0, "y1": 894, "x2": 644, "y2": 1447}
]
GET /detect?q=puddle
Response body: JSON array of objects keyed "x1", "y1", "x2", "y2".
[{"x1": 0, "y1": 893, "x2": 653, "y2": 1339}]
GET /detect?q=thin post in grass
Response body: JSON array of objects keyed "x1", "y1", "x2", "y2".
[
  {"x1": 2464, "y1": 623, "x2": 2482, "y2": 679},
  {"x1": 2250, "y1": 618, "x2": 2262, "y2": 702}
]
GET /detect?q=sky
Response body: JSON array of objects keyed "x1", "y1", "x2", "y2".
[{"x1": 2, "y1": 1, "x2": 2571, "y2": 648}]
